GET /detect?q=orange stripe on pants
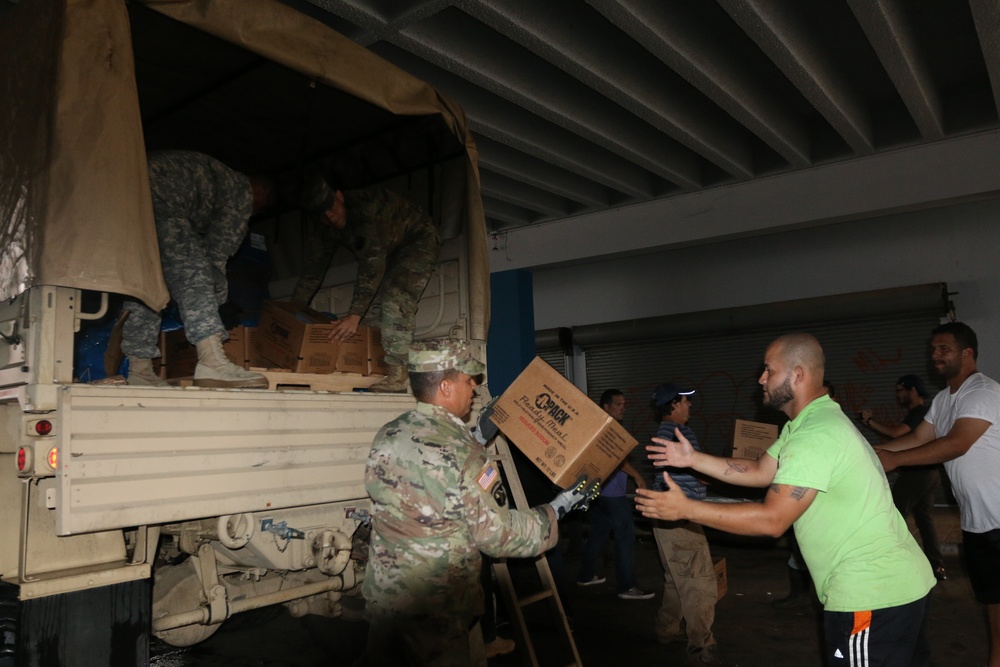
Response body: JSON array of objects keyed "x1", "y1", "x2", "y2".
[{"x1": 851, "y1": 610, "x2": 872, "y2": 635}]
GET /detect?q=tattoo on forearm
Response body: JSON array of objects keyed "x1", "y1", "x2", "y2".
[
  {"x1": 768, "y1": 484, "x2": 809, "y2": 501},
  {"x1": 724, "y1": 461, "x2": 749, "y2": 476}
]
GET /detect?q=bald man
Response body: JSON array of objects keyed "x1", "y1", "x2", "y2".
[{"x1": 636, "y1": 333, "x2": 935, "y2": 667}]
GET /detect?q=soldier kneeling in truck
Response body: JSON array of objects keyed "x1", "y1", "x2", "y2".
[{"x1": 122, "y1": 150, "x2": 277, "y2": 389}]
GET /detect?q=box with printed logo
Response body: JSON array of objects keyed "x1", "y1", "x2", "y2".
[
  {"x1": 490, "y1": 357, "x2": 637, "y2": 489},
  {"x1": 256, "y1": 300, "x2": 367, "y2": 374},
  {"x1": 730, "y1": 419, "x2": 779, "y2": 461}
]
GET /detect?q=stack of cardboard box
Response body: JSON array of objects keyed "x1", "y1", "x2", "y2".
[
  {"x1": 254, "y1": 300, "x2": 387, "y2": 376},
  {"x1": 156, "y1": 301, "x2": 389, "y2": 379}
]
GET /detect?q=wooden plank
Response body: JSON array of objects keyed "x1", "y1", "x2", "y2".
[
  {"x1": 164, "y1": 370, "x2": 387, "y2": 392},
  {"x1": 254, "y1": 369, "x2": 385, "y2": 392}
]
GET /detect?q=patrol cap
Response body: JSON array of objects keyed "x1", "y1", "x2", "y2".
[
  {"x1": 651, "y1": 382, "x2": 695, "y2": 408},
  {"x1": 408, "y1": 338, "x2": 485, "y2": 375}
]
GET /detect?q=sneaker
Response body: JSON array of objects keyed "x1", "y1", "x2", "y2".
[
  {"x1": 934, "y1": 566, "x2": 947, "y2": 581},
  {"x1": 617, "y1": 587, "x2": 654, "y2": 600},
  {"x1": 688, "y1": 644, "x2": 727, "y2": 666},
  {"x1": 577, "y1": 576, "x2": 606, "y2": 586},
  {"x1": 484, "y1": 636, "x2": 515, "y2": 658}
]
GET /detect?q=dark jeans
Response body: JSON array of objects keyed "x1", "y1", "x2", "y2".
[
  {"x1": 892, "y1": 467, "x2": 943, "y2": 570},
  {"x1": 577, "y1": 495, "x2": 637, "y2": 592}
]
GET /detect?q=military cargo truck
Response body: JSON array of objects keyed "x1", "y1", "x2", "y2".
[{"x1": 0, "y1": 1, "x2": 489, "y2": 664}]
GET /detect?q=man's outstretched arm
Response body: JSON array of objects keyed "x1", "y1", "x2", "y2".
[{"x1": 647, "y1": 426, "x2": 778, "y2": 488}]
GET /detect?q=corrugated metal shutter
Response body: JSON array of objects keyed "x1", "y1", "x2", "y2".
[
  {"x1": 537, "y1": 348, "x2": 567, "y2": 377},
  {"x1": 584, "y1": 313, "x2": 942, "y2": 485}
]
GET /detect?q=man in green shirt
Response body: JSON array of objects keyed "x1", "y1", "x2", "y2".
[{"x1": 636, "y1": 333, "x2": 935, "y2": 666}]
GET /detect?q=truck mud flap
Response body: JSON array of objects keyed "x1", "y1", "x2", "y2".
[{"x1": 14, "y1": 578, "x2": 150, "y2": 667}]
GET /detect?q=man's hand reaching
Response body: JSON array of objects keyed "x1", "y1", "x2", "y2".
[
  {"x1": 328, "y1": 314, "x2": 361, "y2": 343},
  {"x1": 646, "y1": 427, "x2": 696, "y2": 468},
  {"x1": 635, "y1": 473, "x2": 689, "y2": 521}
]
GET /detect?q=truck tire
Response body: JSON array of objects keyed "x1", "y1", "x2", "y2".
[
  {"x1": 14, "y1": 579, "x2": 150, "y2": 667},
  {"x1": 0, "y1": 582, "x2": 17, "y2": 667}
]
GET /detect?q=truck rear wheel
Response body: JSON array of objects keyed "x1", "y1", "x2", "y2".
[{"x1": 4, "y1": 579, "x2": 150, "y2": 667}]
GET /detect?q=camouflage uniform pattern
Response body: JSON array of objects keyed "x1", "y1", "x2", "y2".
[
  {"x1": 408, "y1": 338, "x2": 484, "y2": 375},
  {"x1": 292, "y1": 187, "x2": 439, "y2": 366},
  {"x1": 122, "y1": 151, "x2": 252, "y2": 357},
  {"x1": 363, "y1": 401, "x2": 557, "y2": 666}
]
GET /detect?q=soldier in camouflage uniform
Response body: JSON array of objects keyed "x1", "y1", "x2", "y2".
[
  {"x1": 122, "y1": 150, "x2": 275, "y2": 388},
  {"x1": 294, "y1": 178, "x2": 439, "y2": 392},
  {"x1": 362, "y1": 339, "x2": 598, "y2": 666}
]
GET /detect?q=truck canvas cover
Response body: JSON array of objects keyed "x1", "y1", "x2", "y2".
[{"x1": 0, "y1": 0, "x2": 489, "y2": 341}]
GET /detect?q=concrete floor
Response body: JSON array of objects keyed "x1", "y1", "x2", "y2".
[{"x1": 151, "y1": 506, "x2": 988, "y2": 666}]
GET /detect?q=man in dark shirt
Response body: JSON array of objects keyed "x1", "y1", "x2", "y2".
[{"x1": 861, "y1": 374, "x2": 944, "y2": 579}]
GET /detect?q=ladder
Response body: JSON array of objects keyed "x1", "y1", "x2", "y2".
[{"x1": 489, "y1": 435, "x2": 582, "y2": 667}]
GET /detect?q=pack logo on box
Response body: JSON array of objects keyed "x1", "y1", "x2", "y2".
[{"x1": 491, "y1": 357, "x2": 636, "y2": 488}]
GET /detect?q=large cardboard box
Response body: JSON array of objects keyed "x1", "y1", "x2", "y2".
[
  {"x1": 730, "y1": 419, "x2": 779, "y2": 460},
  {"x1": 256, "y1": 301, "x2": 368, "y2": 374},
  {"x1": 245, "y1": 326, "x2": 262, "y2": 368},
  {"x1": 490, "y1": 357, "x2": 637, "y2": 489},
  {"x1": 366, "y1": 328, "x2": 390, "y2": 376},
  {"x1": 157, "y1": 326, "x2": 247, "y2": 379},
  {"x1": 713, "y1": 556, "x2": 727, "y2": 600}
]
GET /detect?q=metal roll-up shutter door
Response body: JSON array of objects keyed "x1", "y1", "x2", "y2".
[
  {"x1": 585, "y1": 312, "x2": 942, "y2": 492},
  {"x1": 586, "y1": 312, "x2": 940, "y2": 454},
  {"x1": 537, "y1": 349, "x2": 567, "y2": 377}
]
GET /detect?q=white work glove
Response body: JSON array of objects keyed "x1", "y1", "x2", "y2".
[{"x1": 548, "y1": 476, "x2": 601, "y2": 519}]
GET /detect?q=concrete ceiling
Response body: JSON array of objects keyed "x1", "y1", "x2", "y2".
[{"x1": 286, "y1": 0, "x2": 1000, "y2": 264}]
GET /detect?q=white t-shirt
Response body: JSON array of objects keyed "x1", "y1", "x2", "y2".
[{"x1": 925, "y1": 372, "x2": 1000, "y2": 533}]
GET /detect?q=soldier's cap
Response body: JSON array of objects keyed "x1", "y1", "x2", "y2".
[
  {"x1": 408, "y1": 339, "x2": 485, "y2": 375},
  {"x1": 651, "y1": 382, "x2": 695, "y2": 408},
  {"x1": 300, "y1": 171, "x2": 338, "y2": 216}
]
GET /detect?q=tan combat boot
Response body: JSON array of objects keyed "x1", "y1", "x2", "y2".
[
  {"x1": 126, "y1": 356, "x2": 169, "y2": 387},
  {"x1": 368, "y1": 364, "x2": 409, "y2": 393},
  {"x1": 193, "y1": 334, "x2": 268, "y2": 389}
]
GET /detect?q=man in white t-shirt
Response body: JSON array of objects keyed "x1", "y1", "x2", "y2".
[{"x1": 878, "y1": 321, "x2": 1000, "y2": 667}]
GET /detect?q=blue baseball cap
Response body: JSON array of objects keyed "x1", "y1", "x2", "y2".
[{"x1": 651, "y1": 382, "x2": 695, "y2": 408}]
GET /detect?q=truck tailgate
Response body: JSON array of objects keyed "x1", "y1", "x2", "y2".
[{"x1": 55, "y1": 384, "x2": 408, "y2": 535}]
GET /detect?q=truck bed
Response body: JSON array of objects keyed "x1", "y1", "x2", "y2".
[{"x1": 51, "y1": 384, "x2": 409, "y2": 535}]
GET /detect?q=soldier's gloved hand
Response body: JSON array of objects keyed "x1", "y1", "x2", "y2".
[
  {"x1": 471, "y1": 396, "x2": 500, "y2": 445},
  {"x1": 548, "y1": 475, "x2": 601, "y2": 519}
]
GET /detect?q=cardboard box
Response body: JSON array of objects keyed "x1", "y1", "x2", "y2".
[
  {"x1": 713, "y1": 556, "x2": 727, "y2": 600},
  {"x1": 245, "y1": 326, "x2": 262, "y2": 369},
  {"x1": 255, "y1": 301, "x2": 368, "y2": 374},
  {"x1": 157, "y1": 326, "x2": 246, "y2": 379},
  {"x1": 490, "y1": 357, "x2": 637, "y2": 489},
  {"x1": 730, "y1": 419, "x2": 779, "y2": 460},
  {"x1": 366, "y1": 327, "x2": 390, "y2": 376}
]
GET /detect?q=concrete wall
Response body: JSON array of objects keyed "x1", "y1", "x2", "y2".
[{"x1": 529, "y1": 198, "x2": 1000, "y2": 377}]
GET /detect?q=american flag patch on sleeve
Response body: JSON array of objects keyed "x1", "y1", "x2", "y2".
[{"x1": 477, "y1": 463, "x2": 499, "y2": 490}]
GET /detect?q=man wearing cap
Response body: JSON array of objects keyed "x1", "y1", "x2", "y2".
[
  {"x1": 362, "y1": 338, "x2": 597, "y2": 666},
  {"x1": 292, "y1": 176, "x2": 439, "y2": 393},
  {"x1": 639, "y1": 334, "x2": 934, "y2": 667},
  {"x1": 648, "y1": 382, "x2": 726, "y2": 666},
  {"x1": 861, "y1": 374, "x2": 945, "y2": 580}
]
